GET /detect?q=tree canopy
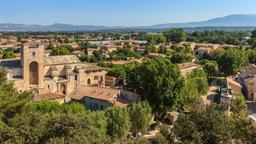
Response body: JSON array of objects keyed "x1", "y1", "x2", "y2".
[
  {"x1": 2, "y1": 48, "x2": 16, "y2": 59},
  {"x1": 164, "y1": 28, "x2": 187, "y2": 43},
  {"x1": 252, "y1": 29, "x2": 256, "y2": 38},
  {"x1": 217, "y1": 48, "x2": 248, "y2": 76},
  {"x1": 51, "y1": 45, "x2": 72, "y2": 56},
  {"x1": 127, "y1": 57, "x2": 184, "y2": 112}
]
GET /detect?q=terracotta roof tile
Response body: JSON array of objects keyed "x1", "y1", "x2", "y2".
[{"x1": 34, "y1": 93, "x2": 65, "y2": 101}]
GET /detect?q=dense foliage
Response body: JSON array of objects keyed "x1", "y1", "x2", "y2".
[
  {"x1": 51, "y1": 45, "x2": 72, "y2": 56},
  {"x1": 146, "y1": 34, "x2": 167, "y2": 45},
  {"x1": 181, "y1": 69, "x2": 209, "y2": 106},
  {"x1": 0, "y1": 69, "x2": 152, "y2": 143},
  {"x1": 216, "y1": 48, "x2": 248, "y2": 75},
  {"x1": 188, "y1": 30, "x2": 249, "y2": 45},
  {"x1": 252, "y1": 29, "x2": 256, "y2": 38},
  {"x1": 164, "y1": 28, "x2": 187, "y2": 43},
  {"x1": 2, "y1": 48, "x2": 16, "y2": 59},
  {"x1": 203, "y1": 60, "x2": 218, "y2": 79},
  {"x1": 127, "y1": 57, "x2": 184, "y2": 112},
  {"x1": 110, "y1": 47, "x2": 140, "y2": 60},
  {"x1": 173, "y1": 95, "x2": 255, "y2": 144}
]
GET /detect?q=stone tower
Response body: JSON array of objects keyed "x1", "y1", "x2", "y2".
[{"x1": 22, "y1": 44, "x2": 45, "y2": 94}]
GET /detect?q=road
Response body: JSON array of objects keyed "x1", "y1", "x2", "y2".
[{"x1": 203, "y1": 79, "x2": 219, "y2": 105}]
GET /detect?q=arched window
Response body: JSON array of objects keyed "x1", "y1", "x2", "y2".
[
  {"x1": 29, "y1": 61, "x2": 39, "y2": 85},
  {"x1": 60, "y1": 84, "x2": 66, "y2": 95},
  {"x1": 87, "y1": 79, "x2": 91, "y2": 85}
]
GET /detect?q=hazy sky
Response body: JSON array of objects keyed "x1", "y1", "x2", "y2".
[{"x1": 0, "y1": 0, "x2": 256, "y2": 26}]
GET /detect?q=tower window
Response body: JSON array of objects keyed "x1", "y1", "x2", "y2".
[
  {"x1": 87, "y1": 79, "x2": 91, "y2": 85},
  {"x1": 32, "y1": 52, "x2": 36, "y2": 56}
]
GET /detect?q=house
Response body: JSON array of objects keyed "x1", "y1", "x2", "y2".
[
  {"x1": 87, "y1": 48, "x2": 99, "y2": 56},
  {"x1": 105, "y1": 75, "x2": 119, "y2": 87},
  {"x1": 72, "y1": 50, "x2": 84, "y2": 57},
  {"x1": 227, "y1": 77, "x2": 242, "y2": 94},
  {"x1": 136, "y1": 48, "x2": 146, "y2": 55},
  {"x1": 101, "y1": 44, "x2": 118, "y2": 53},
  {"x1": 68, "y1": 86, "x2": 140, "y2": 110},
  {"x1": 238, "y1": 64, "x2": 256, "y2": 101},
  {"x1": 178, "y1": 62, "x2": 202, "y2": 76},
  {"x1": 34, "y1": 93, "x2": 65, "y2": 104},
  {"x1": 196, "y1": 47, "x2": 212, "y2": 58},
  {"x1": 195, "y1": 44, "x2": 220, "y2": 58}
]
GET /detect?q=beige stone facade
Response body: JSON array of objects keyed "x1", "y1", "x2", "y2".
[
  {"x1": 0, "y1": 44, "x2": 106, "y2": 96},
  {"x1": 238, "y1": 64, "x2": 256, "y2": 102}
]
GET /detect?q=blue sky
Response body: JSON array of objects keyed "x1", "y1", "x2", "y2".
[{"x1": 0, "y1": 0, "x2": 256, "y2": 26}]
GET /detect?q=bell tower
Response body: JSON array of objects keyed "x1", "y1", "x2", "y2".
[{"x1": 22, "y1": 44, "x2": 45, "y2": 93}]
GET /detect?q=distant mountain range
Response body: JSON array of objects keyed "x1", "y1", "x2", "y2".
[{"x1": 1, "y1": 14, "x2": 256, "y2": 31}]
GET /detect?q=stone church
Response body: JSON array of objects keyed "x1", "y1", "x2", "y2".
[{"x1": 0, "y1": 44, "x2": 106, "y2": 95}]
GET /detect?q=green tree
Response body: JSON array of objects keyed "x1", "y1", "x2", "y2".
[
  {"x1": 164, "y1": 28, "x2": 187, "y2": 43},
  {"x1": 34, "y1": 100, "x2": 63, "y2": 114},
  {"x1": 129, "y1": 102, "x2": 152, "y2": 136},
  {"x1": 79, "y1": 42, "x2": 90, "y2": 54},
  {"x1": 155, "y1": 133, "x2": 170, "y2": 144},
  {"x1": 105, "y1": 106, "x2": 131, "y2": 140},
  {"x1": 0, "y1": 69, "x2": 7, "y2": 82},
  {"x1": 181, "y1": 69, "x2": 209, "y2": 106},
  {"x1": 247, "y1": 49, "x2": 256, "y2": 64},
  {"x1": 127, "y1": 57, "x2": 184, "y2": 112},
  {"x1": 230, "y1": 94, "x2": 247, "y2": 114},
  {"x1": 43, "y1": 112, "x2": 108, "y2": 143},
  {"x1": 51, "y1": 45, "x2": 72, "y2": 56},
  {"x1": 217, "y1": 48, "x2": 248, "y2": 76},
  {"x1": 93, "y1": 50, "x2": 103, "y2": 61},
  {"x1": 252, "y1": 29, "x2": 256, "y2": 38},
  {"x1": 108, "y1": 65, "x2": 127, "y2": 80},
  {"x1": 170, "y1": 52, "x2": 192, "y2": 64},
  {"x1": 6, "y1": 111, "x2": 46, "y2": 143},
  {"x1": 2, "y1": 48, "x2": 16, "y2": 59},
  {"x1": 147, "y1": 34, "x2": 166, "y2": 45},
  {"x1": 208, "y1": 47, "x2": 225, "y2": 60},
  {"x1": 188, "y1": 30, "x2": 249, "y2": 45},
  {"x1": 251, "y1": 39, "x2": 256, "y2": 48},
  {"x1": 79, "y1": 54, "x2": 97, "y2": 63},
  {"x1": 203, "y1": 61, "x2": 217, "y2": 79},
  {"x1": 159, "y1": 45, "x2": 168, "y2": 55},
  {"x1": 174, "y1": 104, "x2": 233, "y2": 144}
]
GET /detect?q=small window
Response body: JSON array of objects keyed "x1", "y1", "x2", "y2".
[
  {"x1": 87, "y1": 79, "x2": 91, "y2": 85},
  {"x1": 94, "y1": 103, "x2": 99, "y2": 110},
  {"x1": 75, "y1": 75, "x2": 78, "y2": 80},
  {"x1": 48, "y1": 84, "x2": 50, "y2": 90},
  {"x1": 32, "y1": 52, "x2": 36, "y2": 56}
]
